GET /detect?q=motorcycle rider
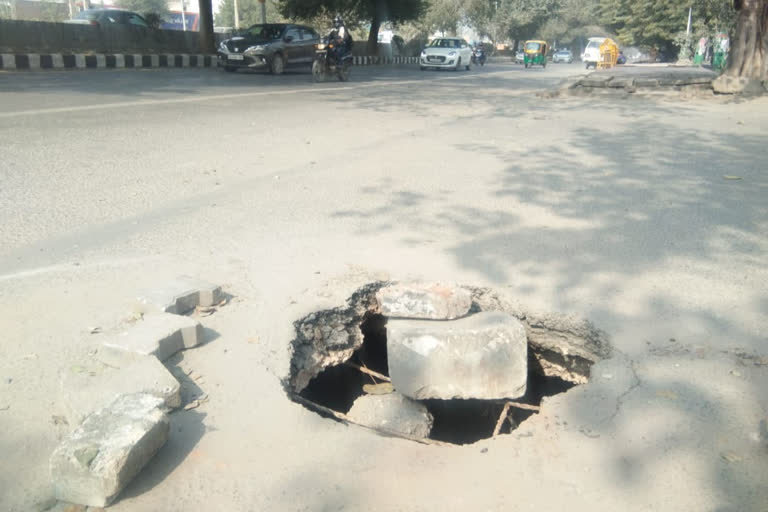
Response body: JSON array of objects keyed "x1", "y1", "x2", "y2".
[{"x1": 328, "y1": 15, "x2": 352, "y2": 65}]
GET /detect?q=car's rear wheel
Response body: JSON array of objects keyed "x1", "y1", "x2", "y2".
[
  {"x1": 223, "y1": 66, "x2": 236, "y2": 73},
  {"x1": 420, "y1": 65, "x2": 426, "y2": 71},
  {"x1": 271, "y1": 54, "x2": 285, "y2": 75}
]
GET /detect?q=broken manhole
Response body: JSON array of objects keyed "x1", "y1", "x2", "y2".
[{"x1": 284, "y1": 282, "x2": 611, "y2": 445}]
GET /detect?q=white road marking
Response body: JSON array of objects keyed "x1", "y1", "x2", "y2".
[{"x1": 0, "y1": 68, "x2": 523, "y2": 119}]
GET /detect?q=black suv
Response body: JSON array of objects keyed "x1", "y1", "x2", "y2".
[{"x1": 217, "y1": 24, "x2": 321, "y2": 74}]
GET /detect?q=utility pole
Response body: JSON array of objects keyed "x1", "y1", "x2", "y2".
[
  {"x1": 686, "y1": 6, "x2": 692, "y2": 35},
  {"x1": 181, "y1": 0, "x2": 187, "y2": 31},
  {"x1": 259, "y1": 0, "x2": 266, "y2": 24},
  {"x1": 234, "y1": 0, "x2": 239, "y2": 28}
]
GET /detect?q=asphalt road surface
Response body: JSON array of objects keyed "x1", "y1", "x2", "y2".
[{"x1": 1, "y1": 63, "x2": 767, "y2": 512}]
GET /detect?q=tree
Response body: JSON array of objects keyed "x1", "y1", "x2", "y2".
[
  {"x1": 279, "y1": 0, "x2": 427, "y2": 54},
  {"x1": 422, "y1": 0, "x2": 464, "y2": 36},
  {"x1": 602, "y1": 0, "x2": 688, "y2": 54},
  {"x1": 116, "y1": 0, "x2": 169, "y2": 19},
  {"x1": 601, "y1": 0, "x2": 737, "y2": 60},
  {"x1": 216, "y1": 0, "x2": 286, "y2": 27},
  {"x1": 718, "y1": 0, "x2": 767, "y2": 85},
  {"x1": 465, "y1": 0, "x2": 560, "y2": 49}
]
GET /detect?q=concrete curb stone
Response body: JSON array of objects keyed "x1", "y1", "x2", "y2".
[
  {"x1": 50, "y1": 393, "x2": 169, "y2": 507},
  {"x1": 1, "y1": 53, "x2": 418, "y2": 70},
  {"x1": 102, "y1": 313, "x2": 203, "y2": 362}
]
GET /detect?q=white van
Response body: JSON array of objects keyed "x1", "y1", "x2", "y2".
[{"x1": 582, "y1": 37, "x2": 606, "y2": 69}]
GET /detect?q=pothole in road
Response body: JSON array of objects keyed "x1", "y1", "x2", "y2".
[{"x1": 284, "y1": 282, "x2": 610, "y2": 445}]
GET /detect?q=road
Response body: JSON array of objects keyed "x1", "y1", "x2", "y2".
[{"x1": 1, "y1": 63, "x2": 767, "y2": 511}]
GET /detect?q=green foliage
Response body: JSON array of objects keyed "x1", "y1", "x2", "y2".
[
  {"x1": 0, "y1": 2, "x2": 12, "y2": 20},
  {"x1": 465, "y1": 0, "x2": 561, "y2": 45},
  {"x1": 279, "y1": 0, "x2": 428, "y2": 29},
  {"x1": 215, "y1": 0, "x2": 286, "y2": 28},
  {"x1": 116, "y1": 0, "x2": 169, "y2": 18},
  {"x1": 600, "y1": 0, "x2": 736, "y2": 52},
  {"x1": 422, "y1": 0, "x2": 464, "y2": 36}
]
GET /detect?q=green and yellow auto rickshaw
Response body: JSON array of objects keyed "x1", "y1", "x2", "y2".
[{"x1": 523, "y1": 40, "x2": 548, "y2": 68}]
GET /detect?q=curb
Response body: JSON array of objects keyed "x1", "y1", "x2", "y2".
[
  {"x1": 0, "y1": 53, "x2": 420, "y2": 70},
  {"x1": 352, "y1": 56, "x2": 418, "y2": 65},
  {"x1": 0, "y1": 53, "x2": 216, "y2": 70}
]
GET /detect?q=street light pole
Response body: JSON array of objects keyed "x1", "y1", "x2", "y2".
[
  {"x1": 234, "y1": 0, "x2": 240, "y2": 29},
  {"x1": 259, "y1": 0, "x2": 266, "y2": 24},
  {"x1": 181, "y1": 0, "x2": 187, "y2": 31}
]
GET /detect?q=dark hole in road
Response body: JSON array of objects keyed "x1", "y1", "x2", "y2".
[{"x1": 297, "y1": 312, "x2": 576, "y2": 445}]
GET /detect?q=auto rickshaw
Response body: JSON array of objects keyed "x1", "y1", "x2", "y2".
[{"x1": 523, "y1": 40, "x2": 548, "y2": 68}]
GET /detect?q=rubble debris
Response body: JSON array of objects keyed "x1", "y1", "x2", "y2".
[
  {"x1": 375, "y1": 282, "x2": 472, "y2": 320},
  {"x1": 102, "y1": 313, "x2": 203, "y2": 362},
  {"x1": 50, "y1": 393, "x2": 169, "y2": 507},
  {"x1": 136, "y1": 277, "x2": 223, "y2": 315}
]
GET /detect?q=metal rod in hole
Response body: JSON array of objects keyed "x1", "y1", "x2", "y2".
[
  {"x1": 507, "y1": 402, "x2": 540, "y2": 412},
  {"x1": 492, "y1": 402, "x2": 512, "y2": 437},
  {"x1": 344, "y1": 362, "x2": 391, "y2": 383}
]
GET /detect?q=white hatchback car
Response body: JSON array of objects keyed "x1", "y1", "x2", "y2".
[{"x1": 420, "y1": 37, "x2": 473, "y2": 71}]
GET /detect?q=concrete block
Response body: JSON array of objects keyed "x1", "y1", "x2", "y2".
[
  {"x1": 634, "y1": 78, "x2": 660, "y2": 88},
  {"x1": 61, "y1": 353, "x2": 180, "y2": 426},
  {"x1": 376, "y1": 282, "x2": 472, "y2": 320},
  {"x1": 607, "y1": 77, "x2": 634, "y2": 88},
  {"x1": 2, "y1": 53, "x2": 16, "y2": 69},
  {"x1": 579, "y1": 75, "x2": 611, "y2": 87},
  {"x1": 387, "y1": 312, "x2": 528, "y2": 400},
  {"x1": 347, "y1": 392, "x2": 433, "y2": 439},
  {"x1": 50, "y1": 393, "x2": 169, "y2": 507},
  {"x1": 102, "y1": 313, "x2": 203, "y2": 361},
  {"x1": 136, "y1": 276, "x2": 222, "y2": 314}
]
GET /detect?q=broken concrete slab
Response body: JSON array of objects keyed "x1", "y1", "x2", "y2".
[
  {"x1": 50, "y1": 393, "x2": 169, "y2": 507},
  {"x1": 61, "y1": 353, "x2": 180, "y2": 426},
  {"x1": 347, "y1": 392, "x2": 433, "y2": 439},
  {"x1": 135, "y1": 276, "x2": 222, "y2": 315},
  {"x1": 287, "y1": 282, "x2": 385, "y2": 393},
  {"x1": 468, "y1": 287, "x2": 612, "y2": 384},
  {"x1": 579, "y1": 75, "x2": 612, "y2": 87},
  {"x1": 376, "y1": 282, "x2": 472, "y2": 320},
  {"x1": 608, "y1": 77, "x2": 634, "y2": 88},
  {"x1": 102, "y1": 313, "x2": 203, "y2": 362},
  {"x1": 387, "y1": 311, "x2": 528, "y2": 400}
]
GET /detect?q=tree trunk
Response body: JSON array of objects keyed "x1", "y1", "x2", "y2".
[
  {"x1": 367, "y1": 0, "x2": 386, "y2": 56},
  {"x1": 198, "y1": 0, "x2": 215, "y2": 54},
  {"x1": 714, "y1": 0, "x2": 768, "y2": 92},
  {"x1": 367, "y1": 18, "x2": 381, "y2": 55}
]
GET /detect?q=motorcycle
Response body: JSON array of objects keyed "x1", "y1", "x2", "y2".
[
  {"x1": 313, "y1": 37, "x2": 352, "y2": 82},
  {"x1": 471, "y1": 46, "x2": 486, "y2": 66}
]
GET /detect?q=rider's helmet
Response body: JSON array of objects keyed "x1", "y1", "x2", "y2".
[{"x1": 333, "y1": 15, "x2": 343, "y2": 29}]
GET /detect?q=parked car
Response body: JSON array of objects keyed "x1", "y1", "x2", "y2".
[
  {"x1": 515, "y1": 49, "x2": 525, "y2": 64},
  {"x1": 217, "y1": 23, "x2": 320, "y2": 74},
  {"x1": 65, "y1": 8, "x2": 149, "y2": 28},
  {"x1": 552, "y1": 49, "x2": 573, "y2": 63},
  {"x1": 420, "y1": 37, "x2": 473, "y2": 71}
]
